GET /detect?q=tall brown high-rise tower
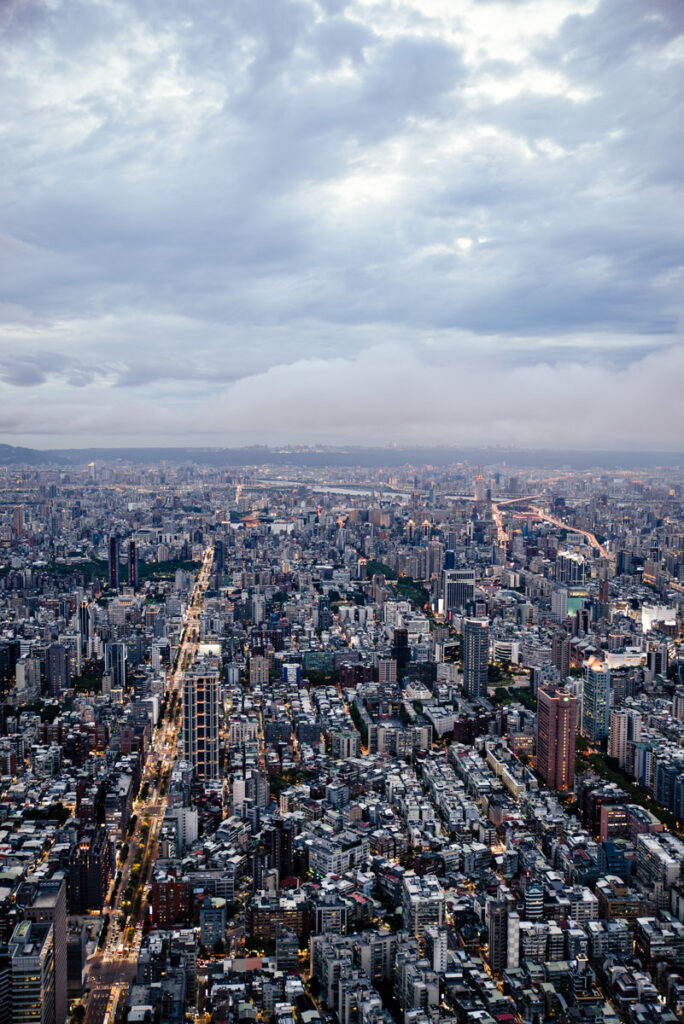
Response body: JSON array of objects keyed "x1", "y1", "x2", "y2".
[{"x1": 537, "y1": 685, "x2": 578, "y2": 791}]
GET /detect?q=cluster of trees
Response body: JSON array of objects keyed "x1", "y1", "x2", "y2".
[
  {"x1": 159, "y1": 690, "x2": 179, "y2": 724},
  {"x1": 198, "y1": 938, "x2": 228, "y2": 958},
  {"x1": 364, "y1": 559, "x2": 398, "y2": 581},
  {"x1": 71, "y1": 659, "x2": 105, "y2": 694},
  {"x1": 48, "y1": 557, "x2": 108, "y2": 581},
  {"x1": 269, "y1": 768, "x2": 316, "y2": 797},
  {"x1": 488, "y1": 661, "x2": 513, "y2": 684},
  {"x1": 489, "y1": 677, "x2": 537, "y2": 712},
  {"x1": 97, "y1": 914, "x2": 110, "y2": 951},
  {"x1": 24, "y1": 802, "x2": 70, "y2": 824},
  {"x1": 159, "y1": 767, "x2": 172, "y2": 796},
  {"x1": 19, "y1": 700, "x2": 61, "y2": 723},
  {"x1": 576, "y1": 746, "x2": 678, "y2": 832},
  {"x1": 301, "y1": 668, "x2": 341, "y2": 688},
  {"x1": 349, "y1": 701, "x2": 368, "y2": 746},
  {"x1": 364, "y1": 559, "x2": 429, "y2": 608},
  {"x1": 119, "y1": 820, "x2": 153, "y2": 932},
  {"x1": 138, "y1": 558, "x2": 201, "y2": 582},
  {"x1": 110, "y1": 870, "x2": 122, "y2": 902}
]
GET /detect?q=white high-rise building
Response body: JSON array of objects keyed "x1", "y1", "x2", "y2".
[
  {"x1": 566, "y1": 677, "x2": 584, "y2": 724},
  {"x1": 423, "y1": 926, "x2": 447, "y2": 972},
  {"x1": 232, "y1": 773, "x2": 246, "y2": 812},
  {"x1": 608, "y1": 710, "x2": 629, "y2": 767},
  {"x1": 608, "y1": 708, "x2": 641, "y2": 770},
  {"x1": 551, "y1": 588, "x2": 568, "y2": 622},
  {"x1": 402, "y1": 875, "x2": 444, "y2": 944},
  {"x1": 673, "y1": 689, "x2": 684, "y2": 723},
  {"x1": 173, "y1": 807, "x2": 198, "y2": 852},
  {"x1": 16, "y1": 657, "x2": 41, "y2": 693},
  {"x1": 507, "y1": 910, "x2": 520, "y2": 970}
]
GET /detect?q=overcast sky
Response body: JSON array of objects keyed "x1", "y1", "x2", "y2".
[{"x1": 1, "y1": 0, "x2": 683, "y2": 449}]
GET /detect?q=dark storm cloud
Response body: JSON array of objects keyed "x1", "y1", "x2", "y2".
[{"x1": 0, "y1": 0, "x2": 682, "y2": 446}]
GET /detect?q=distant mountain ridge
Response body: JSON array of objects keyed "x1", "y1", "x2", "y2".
[{"x1": 0, "y1": 443, "x2": 682, "y2": 470}]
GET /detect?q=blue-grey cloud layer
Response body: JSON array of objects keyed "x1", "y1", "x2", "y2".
[{"x1": 0, "y1": 0, "x2": 682, "y2": 446}]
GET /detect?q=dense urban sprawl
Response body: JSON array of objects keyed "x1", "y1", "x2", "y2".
[{"x1": 1, "y1": 455, "x2": 684, "y2": 1024}]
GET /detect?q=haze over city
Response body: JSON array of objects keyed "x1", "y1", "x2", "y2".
[{"x1": 1, "y1": 0, "x2": 683, "y2": 449}]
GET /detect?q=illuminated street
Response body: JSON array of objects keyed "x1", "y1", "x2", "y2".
[{"x1": 81, "y1": 546, "x2": 214, "y2": 1020}]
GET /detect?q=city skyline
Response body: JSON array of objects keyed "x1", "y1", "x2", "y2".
[
  {"x1": 1, "y1": 0, "x2": 683, "y2": 449},
  {"x1": 1, "y1": 455, "x2": 684, "y2": 1021}
]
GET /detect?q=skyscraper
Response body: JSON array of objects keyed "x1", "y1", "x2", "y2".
[
  {"x1": 13, "y1": 505, "x2": 25, "y2": 537},
  {"x1": 551, "y1": 588, "x2": 568, "y2": 623},
  {"x1": 556, "y1": 551, "x2": 585, "y2": 585},
  {"x1": 108, "y1": 535, "x2": 120, "y2": 590},
  {"x1": 68, "y1": 825, "x2": 113, "y2": 914},
  {"x1": 673, "y1": 689, "x2": 684, "y2": 723},
  {"x1": 486, "y1": 896, "x2": 510, "y2": 973},
  {"x1": 0, "y1": 639, "x2": 21, "y2": 697},
  {"x1": 77, "y1": 601, "x2": 92, "y2": 641},
  {"x1": 9, "y1": 920, "x2": 55, "y2": 1024},
  {"x1": 463, "y1": 618, "x2": 489, "y2": 698},
  {"x1": 423, "y1": 926, "x2": 448, "y2": 973},
  {"x1": 443, "y1": 569, "x2": 475, "y2": 613},
  {"x1": 214, "y1": 539, "x2": 225, "y2": 575},
  {"x1": 183, "y1": 663, "x2": 220, "y2": 781},
  {"x1": 608, "y1": 709, "x2": 628, "y2": 768},
  {"x1": 104, "y1": 642, "x2": 127, "y2": 690},
  {"x1": 582, "y1": 659, "x2": 611, "y2": 742},
  {"x1": 392, "y1": 628, "x2": 410, "y2": 680},
  {"x1": 17, "y1": 877, "x2": 67, "y2": 1024},
  {"x1": 483, "y1": 888, "x2": 516, "y2": 974},
  {"x1": 474, "y1": 474, "x2": 487, "y2": 503},
  {"x1": 537, "y1": 685, "x2": 578, "y2": 791},
  {"x1": 128, "y1": 540, "x2": 139, "y2": 588},
  {"x1": 608, "y1": 708, "x2": 641, "y2": 770},
  {"x1": 46, "y1": 644, "x2": 70, "y2": 698},
  {"x1": 552, "y1": 632, "x2": 571, "y2": 679},
  {"x1": 428, "y1": 541, "x2": 444, "y2": 578}
]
